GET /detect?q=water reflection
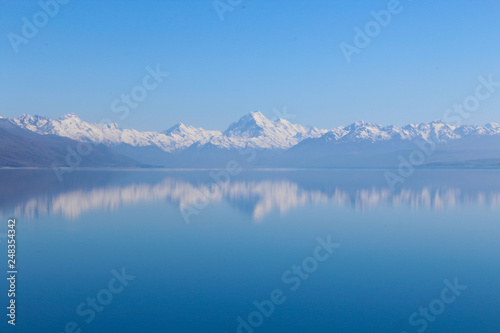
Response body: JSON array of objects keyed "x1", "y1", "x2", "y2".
[{"x1": 1, "y1": 169, "x2": 499, "y2": 220}]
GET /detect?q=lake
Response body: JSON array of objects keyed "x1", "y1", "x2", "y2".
[{"x1": 0, "y1": 168, "x2": 499, "y2": 333}]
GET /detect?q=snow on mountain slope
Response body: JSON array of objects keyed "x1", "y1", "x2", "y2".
[
  {"x1": 12, "y1": 114, "x2": 222, "y2": 153},
  {"x1": 8, "y1": 112, "x2": 500, "y2": 154},
  {"x1": 312, "y1": 120, "x2": 500, "y2": 146},
  {"x1": 161, "y1": 123, "x2": 222, "y2": 151},
  {"x1": 214, "y1": 111, "x2": 327, "y2": 149},
  {"x1": 0, "y1": 118, "x2": 141, "y2": 168},
  {"x1": 10, "y1": 111, "x2": 328, "y2": 151},
  {"x1": 224, "y1": 111, "x2": 326, "y2": 139}
]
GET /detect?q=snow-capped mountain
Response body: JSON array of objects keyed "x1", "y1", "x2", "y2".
[
  {"x1": 0, "y1": 117, "x2": 141, "y2": 168},
  {"x1": 313, "y1": 119, "x2": 500, "y2": 144},
  {"x1": 12, "y1": 113, "x2": 221, "y2": 153},
  {"x1": 208, "y1": 111, "x2": 327, "y2": 149},
  {"x1": 224, "y1": 111, "x2": 326, "y2": 140},
  {"x1": 9, "y1": 112, "x2": 500, "y2": 150},
  {"x1": 5, "y1": 111, "x2": 500, "y2": 168},
  {"x1": 10, "y1": 111, "x2": 328, "y2": 151}
]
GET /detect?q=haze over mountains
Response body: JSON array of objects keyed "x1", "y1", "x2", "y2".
[{"x1": 2, "y1": 112, "x2": 500, "y2": 168}]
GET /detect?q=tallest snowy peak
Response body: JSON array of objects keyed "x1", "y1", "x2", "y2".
[
  {"x1": 221, "y1": 111, "x2": 326, "y2": 146},
  {"x1": 248, "y1": 111, "x2": 268, "y2": 123},
  {"x1": 164, "y1": 122, "x2": 188, "y2": 135},
  {"x1": 235, "y1": 111, "x2": 271, "y2": 126},
  {"x1": 223, "y1": 111, "x2": 274, "y2": 137}
]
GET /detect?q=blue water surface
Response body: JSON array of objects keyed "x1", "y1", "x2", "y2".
[{"x1": 0, "y1": 169, "x2": 499, "y2": 333}]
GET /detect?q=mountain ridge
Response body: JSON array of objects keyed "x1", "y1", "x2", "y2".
[
  {"x1": 9, "y1": 112, "x2": 500, "y2": 152},
  {"x1": 0, "y1": 118, "x2": 142, "y2": 168},
  {"x1": 3, "y1": 112, "x2": 500, "y2": 168}
]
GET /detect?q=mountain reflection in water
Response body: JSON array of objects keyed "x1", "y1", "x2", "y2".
[{"x1": 1, "y1": 169, "x2": 499, "y2": 221}]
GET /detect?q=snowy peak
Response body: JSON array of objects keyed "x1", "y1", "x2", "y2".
[
  {"x1": 162, "y1": 122, "x2": 222, "y2": 149},
  {"x1": 224, "y1": 111, "x2": 273, "y2": 137},
  {"x1": 163, "y1": 122, "x2": 218, "y2": 138},
  {"x1": 338, "y1": 121, "x2": 389, "y2": 143},
  {"x1": 12, "y1": 114, "x2": 52, "y2": 133},
  {"x1": 15, "y1": 114, "x2": 50, "y2": 123},
  {"x1": 57, "y1": 113, "x2": 81, "y2": 121},
  {"x1": 163, "y1": 123, "x2": 188, "y2": 135},
  {"x1": 485, "y1": 122, "x2": 500, "y2": 129},
  {"x1": 221, "y1": 111, "x2": 327, "y2": 149},
  {"x1": 343, "y1": 121, "x2": 385, "y2": 131},
  {"x1": 247, "y1": 111, "x2": 269, "y2": 124}
]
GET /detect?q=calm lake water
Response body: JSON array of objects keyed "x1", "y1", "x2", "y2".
[{"x1": 0, "y1": 169, "x2": 499, "y2": 333}]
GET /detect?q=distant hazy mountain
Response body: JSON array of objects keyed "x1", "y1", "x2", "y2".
[
  {"x1": 3, "y1": 112, "x2": 500, "y2": 168},
  {"x1": 0, "y1": 118, "x2": 142, "y2": 168}
]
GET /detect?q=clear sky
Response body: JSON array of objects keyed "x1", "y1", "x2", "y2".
[{"x1": 1, "y1": 0, "x2": 500, "y2": 131}]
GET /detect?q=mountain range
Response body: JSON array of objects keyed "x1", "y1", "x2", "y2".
[{"x1": 1, "y1": 112, "x2": 499, "y2": 168}]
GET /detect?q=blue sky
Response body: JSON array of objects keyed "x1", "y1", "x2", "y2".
[{"x1": 1, "y1": 0, "x2": 500, "y2": 131}]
